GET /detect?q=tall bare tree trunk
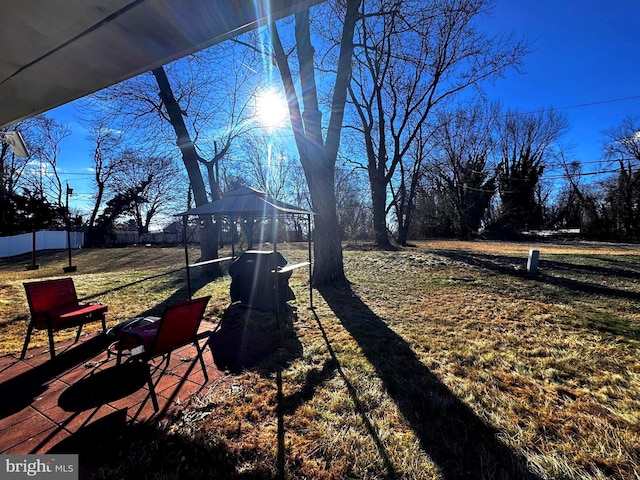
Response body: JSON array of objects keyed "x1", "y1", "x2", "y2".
[
  {"x1": 371, "y1": 173, "x2": 392, "y2": 248},
  {"x1": 152, "y1": 66, "x2": 221, "y2": 276},
  {"x1": 270, "y1": 0, "x2": 361, "y2": 286}
]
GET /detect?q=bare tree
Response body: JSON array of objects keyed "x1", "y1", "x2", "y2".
[
  {"x1": 1, "y1": 121, "x2": 34, "y2": 233},
  {"x1": 427, "y1": 103, "x2": 499, "y2": 239},
  {"x1": 390, "y1": 123, "x2": 434, "y2": 245},
  {"x1": 86, "y1": 123, "x2": 126, "y2": 245},
  {"x1": 348, "y1": 0, "x2": 527, "y2": 247},
  {"x1": 1, "y1": 120, "x2": 32, "y2": 201},
  {"x1": 551, "y1": 152, "x2": 603, "y2": 236},
  {"x1": 27, "y1": 115, "x2": 71, "y2": 206},
  {"x1": 600, "y1": 117, "x2": 640, "y2": 236},
  {"x1": 335, "y1": 164, "x2": 372, "y2": 241},
  {"x1": 86, "y1": 46, "x2": 259, "y2": 273},
  {"x1": 269, "y1": 0, "x2": 362, "y2": 285},
  {"x1": 237, "y1": 132, "x2": 291, "y2": 200},
  {"x1": 92, "y1": 178, "x2": 153, "y2": 244},
  {"x1": 495, "y1": 109, "x2": 567, "y2": 234},
  {"x1": 108, "y1": 148, "x2": 185, "y2": 233},
  {"x1": 1, "y1": 118, "x2": 74, "y2": 234},
  {"x1": 605, "y1": 117, "x2": 640, "y2": 162},
  {"x1": 151, "y1": 65, "x2": 222, "y2": 271}
]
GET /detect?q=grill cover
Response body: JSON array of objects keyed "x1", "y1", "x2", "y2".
[{"x1": 228, "y1": 251, "x2": 295, "y2": 311}]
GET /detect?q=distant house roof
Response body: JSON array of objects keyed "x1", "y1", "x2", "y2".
[{"x1": 177, "y1": 187, "x2": 314, "y2": 217}]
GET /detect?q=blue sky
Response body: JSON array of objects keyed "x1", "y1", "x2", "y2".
[
  {"x1": 50, "y1": 0, "x2": 640, "y2": 213},
  {"x1": 480, "y1": 0, "x2": 640, "y2": 163}
]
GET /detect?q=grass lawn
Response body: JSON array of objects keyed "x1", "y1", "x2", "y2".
[{"x1": 1, "y1": 240, "x2": 639, "y2": 479}]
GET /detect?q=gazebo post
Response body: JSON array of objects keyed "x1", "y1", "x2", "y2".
[
  {"x1": 176, "y1": 187, "x2": 314, "y2": 315},
  {"x1": 231, "y1": 216, "x2": 237, "y2": 255},
  {"x1": 183, "y1": 214, "x2": 192, "y2": 300},
  {"x1": 272, "y1": 211, "x2": 278, "y2": 254},
  {"x1": 307, "y1": 213, "x2": 313, "y2": 309},
  {"x1": 272, "y1": 211, "x2": 280, "y2": 328}
]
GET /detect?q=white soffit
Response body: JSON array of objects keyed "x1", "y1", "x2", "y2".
[{"x1": 0, "y1": 0, "x2": 322, "y2": 128}]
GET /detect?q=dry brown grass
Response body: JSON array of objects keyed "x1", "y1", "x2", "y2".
[
  {"x1": 0, "y1": 246, "x2": 233, "y2": 355},
  {"x1": 1, "y1": 240, "x2": 640, "y2": 479}
]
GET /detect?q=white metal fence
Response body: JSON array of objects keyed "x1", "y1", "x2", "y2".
[{"x1": 0, "y1": 231, "x2": 84, "y2": 258}]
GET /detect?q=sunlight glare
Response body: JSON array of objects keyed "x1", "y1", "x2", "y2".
[{"x1": 255, "y1": 90, "x2": 288, "y2": 129}]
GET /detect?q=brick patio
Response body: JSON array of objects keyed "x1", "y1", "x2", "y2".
[{"x1": 0, "y1": 320, "x2": 223, "y2": 456}]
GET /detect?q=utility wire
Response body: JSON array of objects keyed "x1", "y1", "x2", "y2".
[
  {"x1": 540, "y1": 168, "x2": 621, "y2": 180},
  {"x1": 507, "y1": 95, "x2": 640, "y2": 117}
]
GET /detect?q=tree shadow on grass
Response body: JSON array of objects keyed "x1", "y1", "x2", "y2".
[
  {"x1": 80, "y1": 268, "x2": 186, "y2": 302},
  {"x1": 318, "y1": 283, "x2": 540, "y2": 480},
  {"x1": 434, "y1": 250, "x2": 640, "y2": 340},
  {"x1": 205, "y1": 303, "x2": 304, "y2": 479},
  {"x1": 83, "y1": 268, "x2": 215, "y2": 311},
  {"x1": 1, "y1": 267, "x2": 196, "y2": 345},
  {"x1": 538, "y1": 255, "x2": 640, "y2": 280},
  {"x1": 435, "y1": 249, "x2": 640, "y2": 301}
]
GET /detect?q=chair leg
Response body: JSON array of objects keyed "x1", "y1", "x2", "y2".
[
  {"x1": 47, "y1": 327, "x2": 56, "y2": 359},
  {"x1": 146, "y1": 365, "x2": 159, "y2": 412},
  {"x1": 74, "y1": 324, "x2": 83, "y2": 343},
  {"x1": 195, "y1": 340, "x2": 208, "y2": 382},
  {"x1": 101, "y1": 316, "x2": 107, "y2": 334},
  {"x1": 106, "y1": 341, "x2": 116, "y2": 360},
  {"x1": 116, "y1": 344, "x2": 123, "y2": 366},
  {"x1": 20, "y1": 322, "x2": 34, "y2": 359}
]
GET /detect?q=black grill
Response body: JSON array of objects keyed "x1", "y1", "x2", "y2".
[{"x1": 228, "y1": 251, "x2": 295, "y2": 311}]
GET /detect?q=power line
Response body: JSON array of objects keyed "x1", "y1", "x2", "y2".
[
  {"x1": 540, "y1": 168, "x2": 620, "y2": 180},
  {"x1": 501, "y1": 95, "x2": 640, "y2": 117}
]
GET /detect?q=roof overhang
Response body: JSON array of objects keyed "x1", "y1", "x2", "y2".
[{"x1": 0, "y1": 0, "x2": 322, "y2": 128}]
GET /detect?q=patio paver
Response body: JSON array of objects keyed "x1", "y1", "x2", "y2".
[{"x1": 0, "y1": 320, "x2": 224, "y2": 456}]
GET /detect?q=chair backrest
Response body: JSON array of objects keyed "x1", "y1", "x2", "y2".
[
  {"x1": 150, "y1": 296, "x2": 211, "y2": 356},
  {"x1": 24, "y1": 278, "x2": 78, "y2": 315}
]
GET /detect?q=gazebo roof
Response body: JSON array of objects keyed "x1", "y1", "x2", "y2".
[{"x1": 177, "y1": 187, "x2": 314, "y2": 217}]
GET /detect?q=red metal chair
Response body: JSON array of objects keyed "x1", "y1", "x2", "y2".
[
  {"x1": 114, "y1": 296, "x2": 211, "y2": 411},
  {"x1": 22, "y1": 278, "x2": 108, "y2": 359}
]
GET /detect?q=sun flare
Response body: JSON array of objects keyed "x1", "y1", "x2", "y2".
[{"x1": 255, "y1": 90, "x2": 288, "y2": 129}]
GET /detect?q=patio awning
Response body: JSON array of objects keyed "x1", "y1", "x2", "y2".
[
  {"x1": 178, "y1": 187, "x2": 314, "y2": 217},
  {"x1": 0, "y1": 0, "x2": 323, "y2": 128}
]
